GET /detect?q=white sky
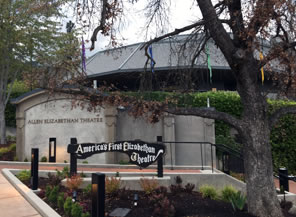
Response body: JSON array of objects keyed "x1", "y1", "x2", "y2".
[{"x1": 78, "y1": 0, "x2": 200, "y2": 57}]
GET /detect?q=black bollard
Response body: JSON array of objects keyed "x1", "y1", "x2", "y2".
[
  {"x1": 92, "y1": 173, "x2": 105, "y2": 217},
  {"x1": 31, "y1": 148, "x2": 39, "y2": 190},
  {"x1": 70, "y1": 138, "x2": 77, "y2": 176},
  {"x1": 279, "y1": 168, "x2": 289, "y2": 192},
  {"x1": 157, "y1": 136, "x2": 163, "y2": 178}
]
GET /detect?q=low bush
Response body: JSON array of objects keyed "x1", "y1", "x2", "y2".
[
  {"x1": 66, "y1": 174, "x2": 83, "y2": 192},
  {"x1": 64, "y1": 197, "x2": 73, "y2": 216},
  {"x1": 40, "y1": 156, "x2": 47, "y2": 162},
  {"x1": 199, "y1": 185, "x2": 218, "y2": 200},
  {"x1": 57, "y1": 192, "x2": 65, "y2": 210},
  {"x1": 221, "y1": 185, "x2": 237, "y2": 202},
  {"x1": 184, "y1": 183, "x2": 195, "y2": 193},
  {"x1": 149, "y1": 187, "x2": 175, "y2": 217},
  {"x1": 16, "y1": 170, "x2": 30, "y2": 182},
  {"x1": 83, "y1": 184, "x2": 91, "y2": 195},
  {"x1": 48, "y1": 186, "x2": 60, "y2": 204},
  {"x1": 230, "y1": 191, "x2": 246, "y2": 211},
  {"x1": 105, "y1": 177, "x2": 121, "y2": 195},
  {"x1": 140, "y1": 177, "x2": 159, "y2": 195},
  {"x1": 71, "y1": 202, "x2": 83, "y2": 217}
]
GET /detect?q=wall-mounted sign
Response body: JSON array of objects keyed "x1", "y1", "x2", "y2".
[{"x1": 67, "y1": 140, "x2": 165, "y2": 168}]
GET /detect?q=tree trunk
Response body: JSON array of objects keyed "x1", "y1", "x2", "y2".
[
  {"x1": 242, "y1": 122, "x2": 283, "y2": 217},
  {"x1": 0, "y1": 102, "x2": 6, "y2": 144},
  {"x1": 237, "y1": 59, "x2": 283, "y2": 217}
]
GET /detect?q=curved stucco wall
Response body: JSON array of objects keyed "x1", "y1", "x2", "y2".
[{"x1": 24, "y1": 99, "x2": 106, "y2": 163}]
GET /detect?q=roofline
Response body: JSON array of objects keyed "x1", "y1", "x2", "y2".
[
  {"x1": 10, "y1": 88, "x2": 46, "y2": 105},
  {"x1": 87, "y1": 65, "x2": 231, "y2": 78}
]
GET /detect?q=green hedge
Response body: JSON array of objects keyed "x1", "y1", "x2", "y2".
[
  {"x1": 126, "y1": 91, "x2": 296, "y2": 174},
  {"x1": 5, "y1": 81, "x2": 30, "y2": 127}
]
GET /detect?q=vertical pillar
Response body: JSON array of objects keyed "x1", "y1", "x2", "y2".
[
  {"x1": 157, "y1": 136, "x2": 163, "y2": 178},
  {"x1": 105, "y1": 107, "x2": 117, "y2": 164},
  {"x1": 279, "y1": 168, "x2": 289, "y2": 192},
  {"x1": 70, "y1": 138, "x2": 77, "y2": 176},
  {"x1": 31, "y1": 148, "x2": 39, "y2": 190},
  {"x1": 163, "y1": 114, "x2": 175, "y2": 166},
  {"x1": 92, "y1": 173, "x2": 105, "y2": 217}
]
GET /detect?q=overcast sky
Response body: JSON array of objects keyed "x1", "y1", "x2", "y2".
[{"x1": 78, "y1": 0, "x2": 200, "y2": 57}]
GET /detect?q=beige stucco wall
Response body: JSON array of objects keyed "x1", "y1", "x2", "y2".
[{"x1": 15, "y1": 90, "x2": 215, "y2": 166}]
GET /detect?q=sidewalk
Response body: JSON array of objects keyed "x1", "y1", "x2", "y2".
[{"x1": 0, "y1": 171, "x2": 41, "y2": 217}]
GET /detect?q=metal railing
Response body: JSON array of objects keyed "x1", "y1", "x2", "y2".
[{"x1": 160, "y1": 141, "x2": 244, "y2": 174}]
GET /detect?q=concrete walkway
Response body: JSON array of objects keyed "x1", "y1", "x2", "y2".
[{"x1": 0, "y1": 171, "x2": 41, "y2": 217}]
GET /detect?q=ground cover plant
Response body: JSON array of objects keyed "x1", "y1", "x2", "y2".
[{"x1": 16, "y1": 169, "x2": 296, "y2": 217}]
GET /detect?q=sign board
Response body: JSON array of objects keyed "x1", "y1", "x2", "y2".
[{"x1": 67, "y1": 140, "x2": 165, "y2": 168}]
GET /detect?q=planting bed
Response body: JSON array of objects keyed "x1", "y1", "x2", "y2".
[{"x1": 20, "y1": 174, "x2": 296, "y2": 217}]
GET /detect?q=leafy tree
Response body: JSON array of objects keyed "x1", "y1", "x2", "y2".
[
  {"x1": 65, "y1": 1, "x2": 296, "y2": 217},
  {"x1": 0, "y1": 0, "x2": 81, "y2": 144}
]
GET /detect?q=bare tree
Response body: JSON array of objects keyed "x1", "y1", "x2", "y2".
[{"x1": 73, "y1": 1, "x2": 296, "y2": 217}]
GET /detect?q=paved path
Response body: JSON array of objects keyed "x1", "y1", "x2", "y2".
[{"x1": 0, "y1": 171, "x2": 41, "y2": 217}]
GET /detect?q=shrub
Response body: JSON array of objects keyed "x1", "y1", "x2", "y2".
[
  {"x1": 149, "y1": 188, "x2": 175, "y2": 217},
  {"x1": 64, "y1": 197, "x2": 73, "y2": 216},
  {"x1": 48, "y1": 172, "x2": 63, "y2": 186},
  {"x1": 153, "y1": 197, "x2": 175, "y2": 217},
  {"x1": 71, "y1": 202, "x2": 83, "y2": 217},
  {"x1": 57, "y1": 192, "x2": 65, "y2": 210},
  {"x1": 230, "y1": 191, "x2": 247, "y2": 211},
  {"x1": 66, "y1": 174, "x2": 83, "y2": 192},
  {"x1": 140, "y1": 177, "x2": 159, "y2": 195},
  {"x1": 221, "y1": 185, "x2": 237, "y2": 202},
  {"x1": 106, "y1": 177, "x2": 121, "y2": 195},
  {"x1": 48, "y1": 186, "x2": 59, "y2": 204},
  {"x1": 184, "y1": 183, "x2": 195, "y2": 193},
  {"x1": 83, "y1": 184, "x2": 91, "y2": 195},
  {"x1": 82, "y1": 160, "x2": 88, "y2": 164},
  {"x1": 16, "y1": 170, "x2": 30, "y2": 182},
  {"x1": 82, "y1": 212, "x2": 90, "y2": 217},
  {"x1": 40, "y1": 156, "x2": 47, "y2": 162},
  {"x1": 56, "y1": 166, "x2": 70, "y2": 179},
  {"x1": 45, "y1": 185, "x2": 51, "y2": 198},
  {"x1": 199, "y1": 185, "x2": 218, "y2": 200},
  {"x1": 24, "y1": 158, "x2": 28, "y2": 162}
]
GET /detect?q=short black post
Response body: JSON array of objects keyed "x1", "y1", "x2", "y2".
[
  {"x1": 31, "y1": 148, "x2": 39, "y2": 190},
  {"x1": 157, "y1": 136, "x2": 163, "y2": 178},
  {"x1": 70, "y1": 138, "x2": 77, "y2": 176},
  {"x1": 92, "y1": 173, "x2": 105, "y2": 217},
  {"x1": 49, "y1": 138, "x2": 56, "y2": 162},
  {"x1": 279, "y1": 168, "x2": 289, "y2": 192}
]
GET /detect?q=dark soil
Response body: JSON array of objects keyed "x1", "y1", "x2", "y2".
[{"x1": 24, "y1": 177, "x2": 296, "y2": 217}]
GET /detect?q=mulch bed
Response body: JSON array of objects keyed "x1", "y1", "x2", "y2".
[{"x1": 22, "y1": 177, "x2": 296, "y2": 217}]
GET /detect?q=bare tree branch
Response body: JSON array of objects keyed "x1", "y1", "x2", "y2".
[
  {"x1": 269, "y1": 106, "x2": 296, "y2": 129},
  {"x1": 90, "y1": 0, "x2": 108, "y2": 51},
  {"x1": 166, "y1": 107, "x2": 244, "y2": 132},
  {"x1": 259, "y1": 41, "x2": 296, "y2": 68},
  {"x1": 196, "y1": 0, "x2": 237, "y2": 68},
  {"x1": 139, "y1": 20, "x2": 206, "y2": 70}
]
